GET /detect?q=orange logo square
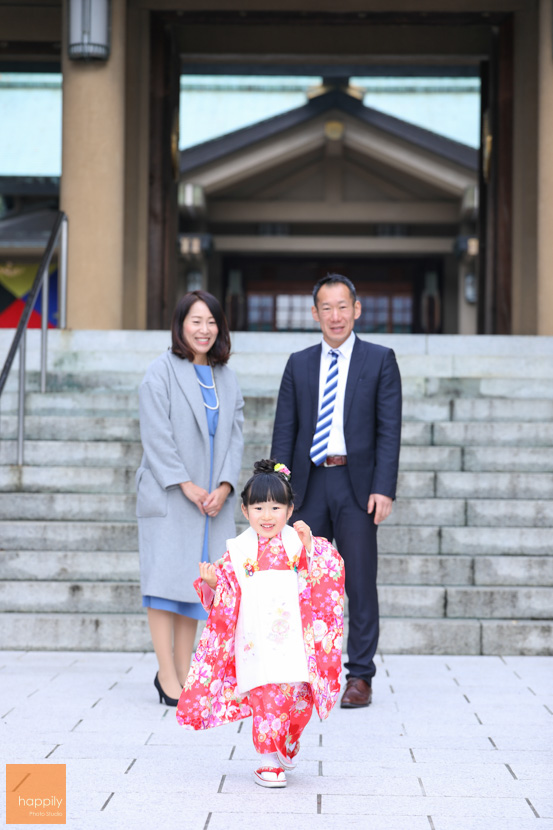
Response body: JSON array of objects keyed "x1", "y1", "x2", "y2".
[{"x1": 6, "y1": 764, "x2": 66, "y2": 825}]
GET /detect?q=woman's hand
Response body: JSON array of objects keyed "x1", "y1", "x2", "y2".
[
  {"x1": 293, "y1": 520, "x2": 313, "y2": 551},
  {"x1": 180, "y1": 481, "x2": 209, "y2": 515},
  {"x1": 202, "y1": 482, "x2": 232, "y2": 517},
  {"x1": 199, "y1": 561, "x2": 217, "y2": 589}
]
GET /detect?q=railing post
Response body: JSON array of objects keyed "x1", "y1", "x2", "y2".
[
  {"x1": 59, "y1": 215, "x2": 68, "y2": 330},
  {"x1": 17, "y1": 330, "x2": 26, "y2": 466},
  {"x1": 41, "y1": 269, "x2": 49, "y2": 394}
]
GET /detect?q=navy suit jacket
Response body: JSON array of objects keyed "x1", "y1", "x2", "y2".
[{"x1": 270, "y1": 336, "x2": 402, "y2": 512}]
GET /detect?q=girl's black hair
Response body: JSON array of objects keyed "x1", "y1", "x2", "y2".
[{"x1": 241, "y1": 459, "x2": 295, "y2": 507}]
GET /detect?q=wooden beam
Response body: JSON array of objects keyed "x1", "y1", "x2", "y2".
[
  {"x1": 236, "y1": 161, "x2": 323, "y2": 200},
  {"x1": 191, "y1": 122, "x2": 326, "y2": 194},
  {"x1": 0, "y1": 8, "x2": 61, "y2": 41},
  {"x1": 209, "y1": 201, "x2": 459, "y2": 223},
  {"x1": 213, "y1": 235, "x2": 455, "y2": 254},
  {"x1": 133, "y1": 2, "x2": 529, "y2": 11},
  {"x1": 344, "y1": 159, "x2": 418, "y2": 201},
  {"x1": 345, "y1": 123, "x2": 475, "y2": 196}
]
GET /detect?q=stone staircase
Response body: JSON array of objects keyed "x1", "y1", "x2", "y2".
[{"x1": 0, "y1": 331, "x2": 552, "y2": 654}]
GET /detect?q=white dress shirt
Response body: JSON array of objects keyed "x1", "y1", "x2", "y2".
[{"x1": 317, "y1": 331, "x2": 355, "y2": 457}]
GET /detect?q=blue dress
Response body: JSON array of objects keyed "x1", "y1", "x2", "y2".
[{"x1": 142, "y1": 363, "x2": 219, "y2": 619}]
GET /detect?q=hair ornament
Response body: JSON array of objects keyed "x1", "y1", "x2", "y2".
[{"x1": 274, "y1": 463, "x2": 291, "y2": 479}]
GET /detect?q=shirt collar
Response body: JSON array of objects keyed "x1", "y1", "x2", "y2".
[{"x1": 321, "y1": 330, "x2": 356, "y2": 360}]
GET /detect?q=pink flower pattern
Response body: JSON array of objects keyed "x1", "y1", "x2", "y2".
[{"x1": 176, "y1": 534, "x2": 344, "y2": 734}]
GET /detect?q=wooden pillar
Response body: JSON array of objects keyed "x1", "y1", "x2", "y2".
[
  {"x1": 537, "y1": 0, "x2": 553, "y2": 334},
  {"x1": 123, "y1": 6, "x2": 150, "y2": 330},
  {"x1": 147, "y1": 13, "x2": 180, "y2": 330},
  {"x1": 60, "y1": 0, "x2": 126, "y2": 329},
  {"x1": 478, "y1": 18, "x2": 514, "y2": 335},
  {"x1": 495, "y1": 16, "x2": 513, "y2": 335}
]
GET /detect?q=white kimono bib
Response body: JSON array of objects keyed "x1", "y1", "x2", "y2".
[{"x1": 227, "y1": 526, "x2": 309, "y2": 695}]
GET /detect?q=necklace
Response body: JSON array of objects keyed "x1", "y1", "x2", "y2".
[{"x1": 196, "y1": 365, "x2": 219, "y2": 410}]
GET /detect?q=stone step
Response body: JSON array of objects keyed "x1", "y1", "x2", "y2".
[
  {"x1": 452, "y1": 398, "x2": 553, "y2": 421},
  {"x1": 0, "y1": 466, "x2": 138, "y2": 494},
  {"x1": 0, "y1": 415, "x2": 141, "y2": 442},
  {"x1": 463, "y1": 447, "x2": 553, "y2": 472},
  {"x1": 399, "y1": 446, "x2": 462, "y2": 471},
  {"x1": 436, "y1": 472, "x2": 553, "y2": 499},
  {"x1": 4, "y1": 390, "x2": 553, "y2": 429},
  {"x1": 1, "y1": 518, "x2": 548, "y2": 557},
  {"x1": 474, "y1": 556, "x2": 553, "y2": 587},
  {"x1": 0, "y1": 391, "x2": 280, "y2": 420},
  {"x1": 0, "y1": 580, "x2": 447, "y2": 617},
  {"x1": 467, "y1": 499, "x2": 553, "y2": 527},
  {"x1": 386, "y1": 499, "x2": 466, "y2": 526},
  {"x1": 426, "y1": 377, "x2": 553, "y2": 399},
  {"x1": 7, "y1": 345, "x2": 553, "y2": 381},
  {"x1": 0, "y1": 493, "x2": 136, "y2": 521},
  {"x1": 0, "y1": 612, "x2": 474, "y2": 653},
  {"x1": 0, "y1": 550, "x2": 474, "y2": 587},
  {"x1": 0, "y1": 493, "x2": 471, "y2": 524},
  {"x1": 0, "y1": 521, "x2": 138, "y2": 551},
  {"x1": 378, "y1": 526, "x2": 441, "y2": 554},
  {"x1": 3, "y1": 330, "x2": 552, "y2": 359},
  {"x1": 434, "y1": 422, "x2": 553, "y2": 447},
  {"x1": 441, "y1": 527, "x2": 552, "y2": 556},
  {"x1": 0, "y1": 551, "x2": 140, "y2": 581},
  {"x1": 0, "y1": 467, "x2": 437, "y2": 498},
  {"x1": 1, "y1": 371, "x2": 147, "y2": 394},
  {"x1": 0, "y1": 609, "x2": 549, "y2": 655},
  {"x1": 480, "y1": 620, "x2": 553, "y2": 655},
  {"x1": 0, "y1": 440, "x2": 143, "y2": 467},
  {"x1": 446, "y1": 586, "x2": 553, "y2": 619},
  {"x1": 0, "y1": 416, "x2": 435, "y2": 447}
]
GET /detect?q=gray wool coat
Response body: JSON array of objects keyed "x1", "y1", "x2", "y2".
[{"x1": 136, "y1": 350, "x2": 244, "y2": 603}]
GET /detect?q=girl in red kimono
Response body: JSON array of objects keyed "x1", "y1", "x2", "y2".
[{"x1": 176, "y1": 459, "x2": 345, "y2": 788}]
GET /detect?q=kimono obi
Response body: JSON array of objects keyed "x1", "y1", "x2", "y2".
[{"x1": 227, "y1": 526, "x2": 309, "y2": 695}]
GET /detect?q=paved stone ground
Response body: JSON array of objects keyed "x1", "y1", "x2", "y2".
[{"x1": 1, "y1": 652, "x2": 552, "y2": 830}]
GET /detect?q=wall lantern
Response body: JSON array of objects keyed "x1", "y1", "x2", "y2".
[{"x1": 68, "y1": 0, "x2": 111, "y2": 60}]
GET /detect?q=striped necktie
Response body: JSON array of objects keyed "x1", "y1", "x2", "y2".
[{"x1": 310, "y1": 349, "x2": 339, "y2": 466}]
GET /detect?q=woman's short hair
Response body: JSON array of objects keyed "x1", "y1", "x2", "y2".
[
  {"x1": 241, "y1": 459, "x2": 295, "y2": 507},
  {"x1": 171, "y1": 290, "x2": 231, "y2": 365}
]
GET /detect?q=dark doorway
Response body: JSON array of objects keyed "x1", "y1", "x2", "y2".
[{"x1": 223, "y1": 256, "x2": 443, "y2": 334}]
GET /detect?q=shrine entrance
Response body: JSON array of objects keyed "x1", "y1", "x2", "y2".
[{"x1": 223, "y1": 256, "x2": 444, "y2": 335}]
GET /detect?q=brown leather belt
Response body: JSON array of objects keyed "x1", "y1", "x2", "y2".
[{"x1": 323, "y1": 455, "x2": 347, "y2": 467}]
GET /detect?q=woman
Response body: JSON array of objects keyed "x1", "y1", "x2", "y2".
[{"x1": 136, "y1": 290, "x2": 244, "y2": 705}]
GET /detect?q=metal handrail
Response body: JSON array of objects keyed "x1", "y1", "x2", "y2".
[{"x1": 0, "y1": 210, "x2": 68, "y2": 464}]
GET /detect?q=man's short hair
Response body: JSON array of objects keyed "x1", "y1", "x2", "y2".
[{"x1": 313, "y1": 273, "x2": 357, "y2": 306}]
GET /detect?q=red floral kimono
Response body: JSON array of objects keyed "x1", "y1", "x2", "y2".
[{"x1": 176, "y1": 526, "x2": 344, "y2": 756}]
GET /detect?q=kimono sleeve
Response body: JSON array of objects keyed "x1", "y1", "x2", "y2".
[
  {"x1": 176, "y1": 551, "x2": 252, "y2": 731},
  {"x1": 304, "y1": 536, "x2": 345, "y2": 720}
]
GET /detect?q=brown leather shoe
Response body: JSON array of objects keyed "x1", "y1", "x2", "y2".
[{"x1": 340, "y1": 677, "x2": 372, "y2": 708}]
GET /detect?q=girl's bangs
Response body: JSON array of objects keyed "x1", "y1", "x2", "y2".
[{"x1": 245, "y1": 474, "x2": 289, "y2": 506}]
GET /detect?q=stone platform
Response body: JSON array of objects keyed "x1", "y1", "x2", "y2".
[{"x1": 1, "y1": 652, "x2": 552, "y2": 830}]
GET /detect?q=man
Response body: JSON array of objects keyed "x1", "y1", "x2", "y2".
[{"x1": 271, "y1": 274, "x2": 402, "y2": 708}]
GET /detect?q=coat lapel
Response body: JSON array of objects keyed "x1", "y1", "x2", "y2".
[
  {"x1": 343, "y1": 336, "x2": 368, "y2": 426},
  {"x1": 308, "y1": 344, "x2": 322, "y2": 430},
  {"x1": 212, "y1": 364, "x2": 233, "y2": 480},
  {"x1": 167, "y1": 353, "x2": 209, "y2": 442}
]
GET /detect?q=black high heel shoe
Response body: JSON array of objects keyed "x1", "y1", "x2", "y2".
[{"x1": 154, "y1": 672, "x2": 180, "y2": 707}]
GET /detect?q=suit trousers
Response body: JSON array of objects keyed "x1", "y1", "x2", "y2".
[{"x1": 293, "y1": 465, "x2": 378, "y2": 684}]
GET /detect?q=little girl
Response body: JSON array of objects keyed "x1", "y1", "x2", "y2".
[{"x1": 176, "y1": 459, "x2": 344, "y2": 788}]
